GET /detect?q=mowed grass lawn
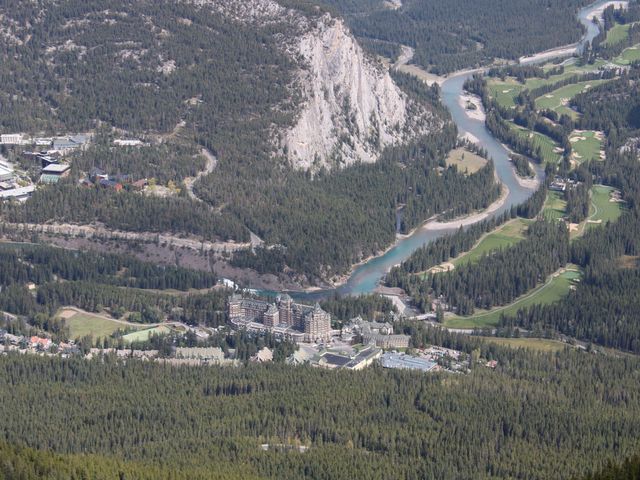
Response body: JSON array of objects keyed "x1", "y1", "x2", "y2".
[
  {"x1": 121, "y1": 325, "x2": 172, "y2": 343},
  {"x1": 604, "y1": 23, "x2": 632, "y2": 46},
  {"x1": 486, "y1": 79, "x2": 524, "y2": 109},
  {"x1": 444, "y1": 268, "x2": 582, "y2": 329},
  {"x1": 524, "y1": 59, "x2": 607, "y2": 90},
  {"x1": 569, "y1": 130, "x2": 603, "y2": 163},
  {"x1": 486, "y1": 60, "x2": 608, "y2": 109},
  {"x1": 445, "y1": 147, "x2": 487, "y2": 174},
  {"x1": 59, "y1": 309, "x2": 141, "y2": 340},
  {"x1": 508, "y1": 122, "x2": 561, "y2": 164},
  {"x1": 587, "y1": 185, "x2": 624, "y2": 229},
  {"x1": 534, "y1": 80, "x2": 606, "y2": 119},
  {"x1": 453, "y1": 218, "x2": 530, "y2": 266},
  {"x1": 478, "y1": 337, "x2": 569, "y2": 352},
  {"x1": 543, "y1": 191, "x2": 566, "y2": 221},
  {"x1": 614, "y1": 43, "x2": 640, "y2": 65}
]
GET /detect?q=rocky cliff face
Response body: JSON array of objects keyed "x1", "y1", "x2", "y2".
[
  {"x1": 284, "y1": 16, "x2": 428, "y2": 170},
  {"x1": 200, "y1": 0, "x2": 434, "y2": 171}
]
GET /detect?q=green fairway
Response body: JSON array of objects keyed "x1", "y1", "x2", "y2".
[
  {"x1": 587, "y1": 185, "x2": 624, "y2": 229},
  {"x1": 122, "y1": 325, "x2": 172, "y2": 343},
  {"x1": 614, "y1": 44, "x2": 640, "y2": 65},
  {"x1": 534, "y1": 80, "x2": 606, "y2": 118},
  {"x1": 604, "y1": 23, "x2": 632, "y2": 46},
  {"x1": 453, "y1": 219, "x2": 529, "y2": 266},
  {"x1": 569, "y1": 130, "x2": 604, "y2": 163},
  {"x1": 60, "y1": 309, "x2": 141, "y2": 340},
  {"x1": 542, "y1": 191, "x2": 566, "y2": 221},
  {"x1": 509, "y1": 123, "x2": 562, "y2": 164},
  {"x1": 478, "y1": 337, "x2": 569, "y2": 352},
  {"x1": 486, "y1": 79, "x2": 524, "y2": 108},
  {"x1": 444, "y1": 268, "x2": 581, "y2": 329},
  {"x1": 523, "y1": 60, "x2": 607, "y2": 90}
]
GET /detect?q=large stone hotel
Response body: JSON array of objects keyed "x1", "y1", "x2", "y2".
[{"x1": 228, "y1": 294, "x2": 333, "y2": 343}]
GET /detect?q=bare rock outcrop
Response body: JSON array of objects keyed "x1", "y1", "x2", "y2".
[
  {"x1": 192, "y1": 0, "x2": 434, "y2": 171},
  {"x1": 284, "y1": 17, "x2": 428, "y2": 170}
]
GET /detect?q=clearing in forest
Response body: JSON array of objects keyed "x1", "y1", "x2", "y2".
[
  {"x1": 542, "y1": 191, "x2": 566, "y2": 221},
  {"x1": 534, "y1": 80, "x2": 607, "y2": 118},
  {"x1": 478, "y1": 337, "x2": 570, "y2": 352},
  {"x1": 604, "y1": 23, "x2": 633, "y2": 46},
  {"x1": 569, "y1": 130, "x2": 604, "y2": 163},
  {"x1": 452, "y1": 218, "x2": 530, "y2": 266},
  {"x1": 486, "y1": 79, "x2": 524, "y2": 109},
  {"x1": 444, "y1": 268, "x2": 582, "y2": 329},
  {"x1": 587, "y1": 185, "x2": 624, "y2": 228},
  {"x1": 445, "y1": 147, "x2": 487, "y2": 174},
  {"x1": 509, "y1": 122, "x2": 562, "y2": 164},
  {"x1": 58, "y1": 308, "x2": 142, "y2": 340},
  {"x1": 121, "y1": 325, "x2": 173, "y2": 343},
  {"x1": 614, "y1": 43, "x2": 640, "y2": 65}
]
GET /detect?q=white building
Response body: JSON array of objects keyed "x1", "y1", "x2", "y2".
[
  {"x1": 0, "y1": 160, "x2": 14, "y2": 182},
  {"x1": 0, "y1": 134, "x2": 25, "y2": 145},
  {"x1": 0, "y1": 185, "x2": 35, "y2": 202},
  {"x1": 114, "y1": 139, "x2": 145, "y2": 147}
]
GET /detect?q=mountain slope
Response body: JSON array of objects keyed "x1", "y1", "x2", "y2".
[{"x1": 0, "y1": 0, "x2": 498, "y2": 283}]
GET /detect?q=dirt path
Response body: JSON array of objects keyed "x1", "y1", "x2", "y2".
[
  {"x1": 184, "y1": 148, "x2": 217, "y2": 201},
  {"x1": 2, "y1": 221, "x2": 250, "y2": 253}
]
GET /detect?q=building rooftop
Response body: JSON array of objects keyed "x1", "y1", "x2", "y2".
[
  {"x1": 42, "y1": 163, "x2": 70, "y2": 174},
  {"x1": 175, "y1": 347, "x2": 224, "y2": 361},
  {"x1": 380, "y1": 353, "x2": 437, "y2": 372},
  {"x1": 0, "y1": 185, "x2": 35, "y2": 199},
  {"x1": 320, "y1": 353, "x2": 352, "y2": 368}
]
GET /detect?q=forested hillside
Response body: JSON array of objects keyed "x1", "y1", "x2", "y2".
[
  {"x1": 0, "y1": 347, "x2": 639, "y2": 479},
  {"x1": 304, "y1": 0, "x2": 589, "y2": 73},
  {"x1": 0, "y1": 0, "x2": 500, "y2": 282}
]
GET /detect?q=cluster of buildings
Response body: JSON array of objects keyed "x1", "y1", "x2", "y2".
[
  {"x1": 227, "y1": 294, "x2": 466, "y2": 373},
  {"x1": 81, "y1": 167, "x2": 147, "y2": 191},
  {"x1": 0, "y1": 325, "x2": 276, "y2": 367},
  {"x1": 313, "y1": 345, "x2": 382, "y2": 370},
  {"x1": 549, "y1": 175, "x2": 580, "y2": 193},
  {"x1": 0, "y1": 159, "x2": 34, "y2": 202},
  {"x1": 0, "y1": 133, "x2": 92, "y2": 202},
  {"x1": 0, "y1": 329, "x2": 81, "y2": 357},
  {"x1": 228, "y1": 294, "x2": 334, "y2": 343},
  {"x1": 342, "y1": 316, "x2": 410, "y2": 349},
  {"x1": 1, "y1": 133, "x2": 90, "y2": 153}
]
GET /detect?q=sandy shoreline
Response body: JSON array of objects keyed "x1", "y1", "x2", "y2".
[
  {"x1": 520, "y1": 44, "x2": 578, "y2": 65},
  {"x1": 459, "y1": 132, "x2": 481, "y2": 145},
  {"x1": 514, "y1": 169, "x2": 540, "y2": 189},
  {"x1": 310, "y1": 179, "x2": 509, "y2": 292},
  {"x1": 425, "y1": 182, "x2": 509, "y2": 230},
  {"x1": 458, "y1": 93, "x2": 486, "y2": 121},
  {"x1": 395, "y1": 45, "x2": 484, "y2": 85},
  {"x1": 501, "y1": 143, "x2": 542, "y2": 189}
]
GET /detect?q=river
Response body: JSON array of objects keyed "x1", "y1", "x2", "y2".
[{"x1": 266, "y1": 0, "x2": 613, "y2": 302}]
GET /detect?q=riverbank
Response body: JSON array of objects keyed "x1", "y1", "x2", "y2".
[
  {"x1": 458, "y1": 93, "x2": 486, "y2": 121},
  {"x1": 394, "y1": 45, "x2": 484, "y2": 86},
  {"x1": 265, "y1": 0, "x2": 609, "y2": 298},
  {"x1": 425, "y1": 182, "x2": 509, "y2": 230}
]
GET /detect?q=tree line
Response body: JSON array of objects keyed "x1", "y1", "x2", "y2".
[{"x1": 0, "y1": 345, "x2": 638, "y2": 479}]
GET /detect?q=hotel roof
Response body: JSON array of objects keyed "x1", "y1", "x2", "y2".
[
  {"x1": 42, "y1": 163, "x2": 70, "y2": 174},
  {"x1": 380, "y1": 353, "x2": 437, "y2": 372}
]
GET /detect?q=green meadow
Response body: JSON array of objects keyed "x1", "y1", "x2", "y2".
[{"x1": 445, "y1": 269, "x2": 582, "y2": 329}]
